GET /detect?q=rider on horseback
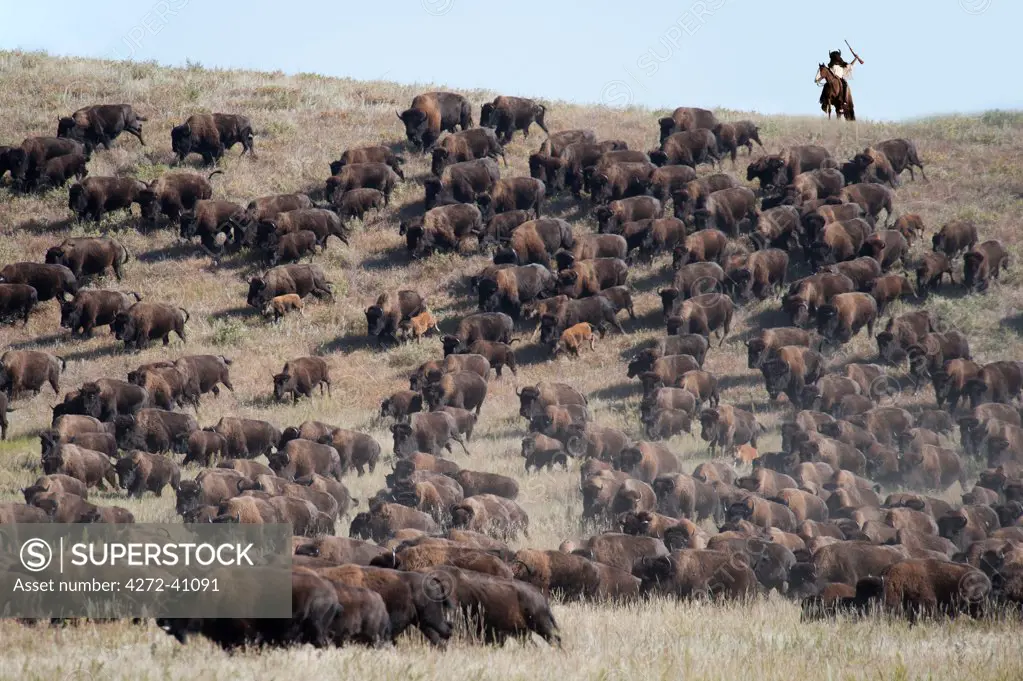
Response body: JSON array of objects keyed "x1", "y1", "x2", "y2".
[{"x1": 827, "y1": 50, "x2": 854, "y2": 109}]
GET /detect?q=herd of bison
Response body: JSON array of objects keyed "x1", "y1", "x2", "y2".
[{"x1": 1, "y1": 91, "x2": 1022, "y2": 651}]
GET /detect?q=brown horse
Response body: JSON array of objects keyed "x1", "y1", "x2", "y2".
[{"x1": 816, "y1": 64, "x2": 855, "y2": 121}]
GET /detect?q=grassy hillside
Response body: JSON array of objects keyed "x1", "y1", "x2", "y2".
[{"x1": 1, "y1": 50, "x2": 1023, "y2": 680}]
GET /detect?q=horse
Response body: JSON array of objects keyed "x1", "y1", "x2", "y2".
[{"x1": 815, "y1": 64, "x2": 855, "y2": 121}]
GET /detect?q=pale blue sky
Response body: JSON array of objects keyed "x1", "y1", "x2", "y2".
[{"x1": 1, "y1": 0, "x2": 1016, "y2": 120}]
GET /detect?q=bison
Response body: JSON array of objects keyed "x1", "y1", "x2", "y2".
[
  {"x1": 481, "y1": 96, "x2": 548, "y2": 143},
  {"x1": 0, "y1": 262, "x2": 78, "y2": 302},
  {"x1": 68, "y1": 176, "x2": 148, "y2": 223},
  {"x1": 171, "y1": 113, "x2": 254, "y2": 164},
  {"x1": 273, "y1": 357, "x2": 331, "y2": 404},
  {"x1": 658, "y1": 107, "x2": 718, "y2": 142},
  {"x1": 397, "y1": 92, "x2": 472, "y2": 150},
  {"x1": 0, "y1": 350, "x2": 64, "y2": 398},
  {"x1": 57, "y1": 104, "x2": 146, "y2": 150},
  {"x1": 137, "y1": 171, "x2": 220, "y2": 224}
]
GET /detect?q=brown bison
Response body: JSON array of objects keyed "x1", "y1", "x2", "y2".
[
  {"x1": 45, "y1": 236, "x2": 129, "y2": 281},
  {"x1": 539, "y1": 129, "x2": 599, "y2": 157},
  {"x1": 397, "y1": 92, "x2": 472, "y2": 149},
  {"x1": 699, "y1": 405, "x2": 762, "y2": 457},
  {"x1": 692, "y1": 187, "x2": 757, "y2": 237},
  {"x1": 730, "y1": 248, "x2": 789, "y2": 300},
  {"x1": 269, "y1": 439, "x2": 344, "y2": 481},
  {"x1": 0, "y1": 262, "x2": 78, "y2": 302},
  {"x1": 823, "y1": 256, "x2": 882, "y2": 292},
  {"x1": 671, "y1": 229, "x2": 730, "y2": 269},
  {"x1": 404, "y1": 204, "x2": 482, "y2": 258},
  {"x1": 112, "y1": 302, "x2": 188, "y2": 350},
  {"x1": 115, "y1": 451, "x2": 181, "y2": 497},
  {"x1": 962, "y1": 361, "x2": 1023, "y2": 409},
  {"x1": 674, "y1": 293, "x2": 734, "y2": 344},
  {"x1": 481, "y1": 96, "x2": 548, "y2": 143},
  {"x1": 652, "y1": 129, "x2": 720, "y2": 168},
  {"x1": 916, "y1": 251, "x2": 955, "y2": 295},
  {"x1": 0, "y1": 283, "x2": 38, "y2": 325},
  {"x1": 273, "y1": 357, "x2": 331, "y2": 404},
  {"x1": 211, "y1": 416, "x2": 279, "y2": 460},
  {"x1": 326, "y1": 163, "x2": 401, "y2": 206},
  {"x1": 178, "y1": 429, "x2": 228, "y2": 466},
  {"x1": 511, "y1": 548, "x2": 639, "y2": 603},
  {"x1": 136, "y1": 171, "x2": 220, "y2": 224},
  {"x1": 329, "y1": 145, "x2": 405, "y2": 177},
  {"x1": 432, "y1": 127, "x2": 505, "y2": 176},
  {"x1": 874, "y1": 138, "x2": 927, "y2": 181},
  {"x1": 658, "y1": 107, "x2": 718, "y2": 142},
  {"x1": 0, "y1": 350, "x2": 64, "y2": 398},
  {"x1": 632, "y1": 550, "x2": 759, "y2": 600},
  {"x1": 672, "y1": 173, "x2": 740, "y2": 220},
  {"x1": 712, "y1": 121, "x2": 763, "y2": 162},
  {"x1": 747, "y1": 145, "x2": 831, "y2": 188},
  {"x1": 869, "y1": 274, "x2": 916, "y2": 315},
  {"x1": 746, "y1": 327, "x2": 815, "y2": 369},
  {"x1": 589, "y1": 162, "x2": 656, "y2": 204},
  {"x1": 380, "y1": 390, "x2": 425, "y2": 423},
  {"x1": 861, "y1": 559, "x2": 989, "y2": 620},
  {"x1": 171, "y1": 113, "x2": 254, "y2": 164},
  {"x1": 179, "y1": 199, "x2": 245, "y2": 252},
  {"x1": 558, "y1": 258, "x2": 628, "y2": 299},
  {"x1": 649, "y1": 165, "x2": 698, "y2": 202},
  {"x1": 40, "y1": 442, "x2": 116, "y2": 490},
  {"x1": 13, "y1": 136, "x2": 88, "y2": 190},
  {"x1": 115, "y1": 408, "x2": 197, "y2": 454},
  {"x1": 963, "y1": 240, "x2": 1010, "y2": 292},
  {"x1": 422, "y1": 371, "x2": 488, "y2": 415},
  {"x1": 37, "y1": 152, "x2": 88, "y2": 189},
  {"x1": 424, "y1": 158, "x2": 501, "y2": 209},
  {"x1": 365, "y1": 290, "x2": 426, "y2": 345},
  {"x1": 392, "y1": 412, "x2": 469, "y2": 457},
  {"x1": 759, "y1": 346, "x2": 825, "y2": 402},
  {"x1": 238, "y1": 193, "x2": 314, "y2": 240},
  {"x1": 840, "y1": 183, "x2": 894, "y2": 224},
  {"x1": 614, "y1": 442, "x2": 679, "y2": 484},
  {"x1": 246, "y1": 263, "x2": 333, "y2": 309},
  {"x1": 59, "y1": 288, "x2": 141, "y2": 337},
  {"x1": 449, "y1": 494, "x2": 529, "y2": 541},
  {"x1": 815, "y1": 292, "x2": 878, "y2": 344},
  {"x1": 595, "y1": 196, "x2": 663, "y2": 234},
  {"x1": 860, "y1": 230, "x2": 909, "y2": 271},
  {"x1": 57, "y1": 104, "x2": 146, "y2": 150},
  {"x1": 478, "y1": 177, "x2": 546, "y2": 219}
]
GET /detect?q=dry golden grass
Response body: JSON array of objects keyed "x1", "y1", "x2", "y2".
[{"x1": 1, "y1": 50, "x2": 1023, "y2": 680}]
